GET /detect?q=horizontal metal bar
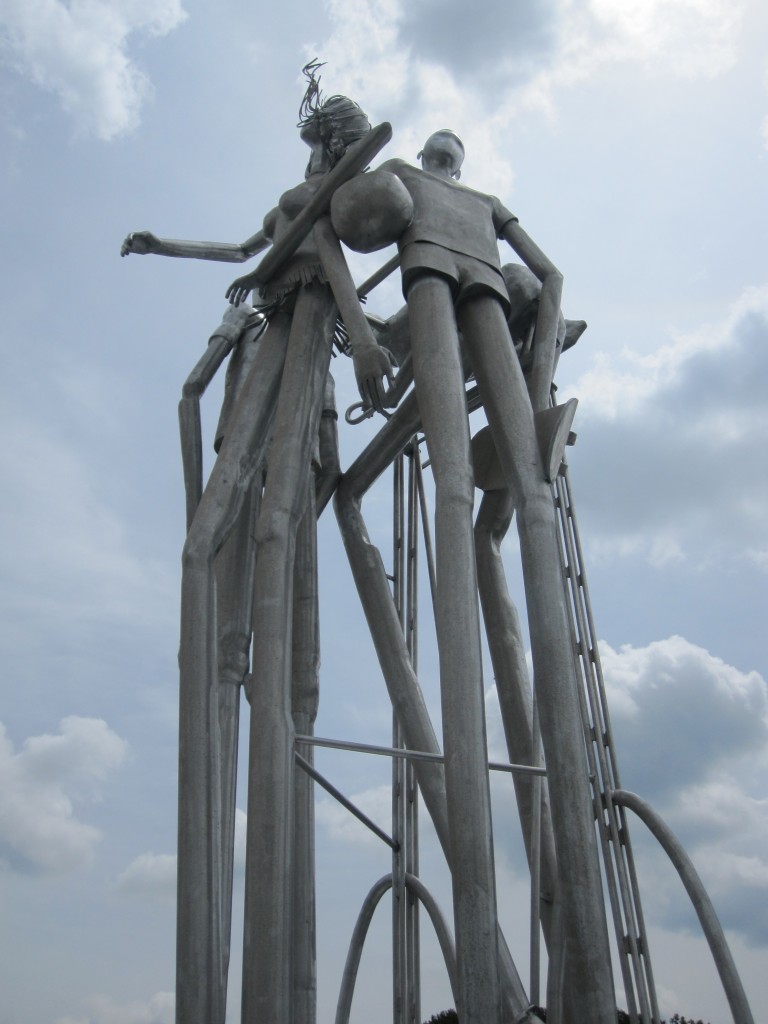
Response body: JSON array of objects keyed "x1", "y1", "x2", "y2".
[
  {"x1": 295, "y1": 734, "x2": 547, "y2": 777},
  {"x1": 294, "y1": 750, "x2": 399, "y2": 851}
]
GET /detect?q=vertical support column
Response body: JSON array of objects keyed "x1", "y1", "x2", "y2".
[
  {"x1": 291, "y1": 491, "x2": 321, "y2": 1024},
  {"x1": 404, "y1": 445, "x2": 421, "y2": 1024},
  {"x1": 242, "y1": 285, "x2": 336, "y2": 1024},
  {"x1": 215, "y1": 480, "x2": 261, "y2": 1003},
  {"x1": 392, "y1": 453, "x2": 408, "y2": 1024}
]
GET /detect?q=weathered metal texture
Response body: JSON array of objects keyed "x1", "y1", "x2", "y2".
[
  {"x1": 215, "y1": 479, "x2": 260, "y2": 1000},
  {"x1": 473, "y1": 490, "x2": 561, "y2": 948},
  {"x1": 177, "y1": 319, "x2": 289, "y2": 1024},
  {"x1": 406, "y1": 274, "x2": 502, "y2": 1024},
  {"x1": 241, "y1": 283, "x2": 336, "y2": 1024},
  {"x1": 291, "y1": 491, "x2": 320, "y2": 1024},
  {"x1": 456, "y1": 290, "x2": 616, "y2": 1021},
  {"x1": 613, "y1": 790, "x2": 755, "y2": 1024},
  {"x1": 248, "y1": 124, "x2": 392, "y2": 288}
]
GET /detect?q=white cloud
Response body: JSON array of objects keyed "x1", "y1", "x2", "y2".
[
  {"x1": 117, "y1": 851, "x2": 176, "y2": 897},
  {"x1": 311, "y1": 0, "x2": 743, "y2": 193},
  {"x1": 0, "y1": 0, "x2": 187, "y2": 139},
  {"x1": 118, "y1": 808, "x2": 246, "y2": 897},
  {"x1": 316, "y1": 783, "x2": 392, "y2": 847},
  {"x1": 597, "y1": 635, "x2": 768, "y2": 946},
  {"x1": 0, "y1": 716, "x2": 128, "y2": 873},
  {"x1": 602, "y1": 635, "x2": 767, "y2": 794},
  {"x1": 57, "y1": 991, "x2": 174, "y2": 1024},
  {"x1": 562, "y1": 284, "x2": 768, "y2": 568},
  {"x1": 566, "y1": 284, "x2": 768, "y2": 418},
  {"x1": 581, "y1": 0, "x2": 742, "y2": 79},
  {"x1": 0, "y1": 406, "x2": 175, "y2": 630}
]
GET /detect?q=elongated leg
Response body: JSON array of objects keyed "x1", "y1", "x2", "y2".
[
  {"x1": 406, "y1": 275, "x2": 501, "y2": 1024},
  {"x1": 241, "y1": 282, "x2": 336, "y2": 1024},
  {"x1": 459, "y1": 294, "x2": 616, "y2": 1023},
  {"x1": 179, "y1": 304, "x2": 259, "y2": 529},
  {"x1": 474, "y1": 488, "x2": 573, "y2": 1022},
  {"x1": 291, "y1": 487, "x2": 320, "y2": 1024},
  {"x1": 176, "y1": 318, "x2": 289, "y2": 1024},
  {"x1": 215, "y1": 478, "x2": 261, "y2": 1001},
  {"x1": 474, "y1": 489, "x2": 560, "y2": 930}
]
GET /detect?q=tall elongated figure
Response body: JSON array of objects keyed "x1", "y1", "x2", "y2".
[
  {"x1": 122, "y1": 65, "x2": 391, "y2": 1024},
  {"x1": 334, "y1": 131, "x2": 617, "y2": 1023}
]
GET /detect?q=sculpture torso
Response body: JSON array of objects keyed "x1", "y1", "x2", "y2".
[
  {"x1": 380, "y1": 158, "x2": 517, "y2": 269},
  {"x1": 261, "y1": 177, "x2": 328, "y2": 300}
]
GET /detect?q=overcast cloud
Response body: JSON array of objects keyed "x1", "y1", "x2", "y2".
[
  {"x1": 0, "y1": 717, "x2": 127, "y2": 873},
  {"x1": 0, "y1": 0, "x2": 187, "y2": 138},
  {"x1": 1, "y1": 0, "x2": 766, "y2": 1020}
]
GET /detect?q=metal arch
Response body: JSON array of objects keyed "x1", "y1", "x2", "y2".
[
  {"x1": 334, "y1": 873, "x2": 459, "y2": 1024},
  {"x1": 612, "y1": 789, "x2": 755, "y2": 1024}
]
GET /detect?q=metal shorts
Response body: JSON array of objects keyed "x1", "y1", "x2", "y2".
[{"x1": 400, "y1": 241, "x2": 510, "y2": 316}]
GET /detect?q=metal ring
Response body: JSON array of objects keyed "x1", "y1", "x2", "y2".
[{"x1": 345, "y1": 401, "x2": 374, "y2": 425}]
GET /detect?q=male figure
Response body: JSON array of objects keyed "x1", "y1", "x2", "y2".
[{"x1": 345, "y1": 133, "x2": 617, "y2": 1023}]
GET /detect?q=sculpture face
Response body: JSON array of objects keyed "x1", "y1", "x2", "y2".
[
  {"x1": 300, "y1": 120, "x2": 332, "y2": 177},
  {"x1": 419, "y1": 131, "x2": 464, "y2": 179}
]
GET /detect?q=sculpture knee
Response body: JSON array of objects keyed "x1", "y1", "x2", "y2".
[
  {"x1": 181, "y1": 521, "x2": 216, "y2": 574},
  {"x1": 219, "y1": 627, "x2": 251, "y2": 687},
  {"x1": 254, "y1": 502, "x2": 300, "y2": 553},
  {"x1": 516, "y1": 486, "x2": 555, "y2": 534},
  {"x1": 433, "y1": 466, "x2": 476, "y2": 518}
]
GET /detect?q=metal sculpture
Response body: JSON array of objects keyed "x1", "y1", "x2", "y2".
[
  {"x1": 332, "y1": 130, "x2": 615, "y2": 1023},
  {"x1": 122, "y1": 66, "x2": 755, "y2": 1024},
  {"x1": 122, "y1": 64, "x2": 393, "y2": 1024}
]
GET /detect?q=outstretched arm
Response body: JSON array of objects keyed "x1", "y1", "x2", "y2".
[
  {"x1": 501, "y1": 220, "x2": 563, "y2": 414},
  {"x1": 313, "y1": 216, "x2": 393, "y2": 414},
  {"x1": 120, "y1": 229, "x2": 270, "y2": 263}
]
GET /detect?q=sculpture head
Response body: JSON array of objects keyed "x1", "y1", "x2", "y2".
[
  {"x1": 417, "y1": 130, "x2": 464, "y2": 180},
  {"x1": 298, "y1": 60, "x2": 371, "y2": 176}
]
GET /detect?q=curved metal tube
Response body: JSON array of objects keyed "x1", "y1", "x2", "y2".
[
  {"x1": 612, "y1": 789, "x2": 755, "y2": 1024},
  {"x1": 404, "y1": 874, "x2": 459, "y2": 1009},
  {"x1": 334, "y1": 874, "x2": 460, "y2": 1024}
]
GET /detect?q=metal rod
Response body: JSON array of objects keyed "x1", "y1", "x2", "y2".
[
  {"x1": 294, "y1": 752, "x2": 398, "y2": 851},
  {"x1": 412, "y1": 441, "x2": 437, "y2": 608},
  {"x1": 529, "y1": 690, "x2": 542, "y2": 1006},
  {"x1": 405, "y1": 442, "x2": 421, "y2": 1024},
  {"x1": 356, "y1": 252, "x2": 402, "y2": 298},
  {"x1": 392, "y1": 451, "x2": 407, "y2": 1023},
  {"x1": 295, "y1": 735, "x2": 547, "y2": 776}
]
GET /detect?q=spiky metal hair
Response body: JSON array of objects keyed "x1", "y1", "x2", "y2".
[{"x1": 297, "y1": 59, "x2": 371, "y2": 167}]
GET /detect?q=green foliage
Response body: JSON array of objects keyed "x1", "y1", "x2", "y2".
[{"x1": 662, "y1": 1015, "x2": 712, "y2": 1024}]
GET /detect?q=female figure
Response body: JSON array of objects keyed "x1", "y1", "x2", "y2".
[{"x1": 122, "y1": 66, "x2": 389, "y2": 1024}]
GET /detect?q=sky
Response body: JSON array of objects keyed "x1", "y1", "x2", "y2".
[{"x1": 0, "y1": 1, "x2": 767, "y2": 1022}]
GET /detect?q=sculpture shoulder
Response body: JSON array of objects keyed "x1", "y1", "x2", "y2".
[{"x1": 379, "y1": 157, "x2": 414, "y2": 180}]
